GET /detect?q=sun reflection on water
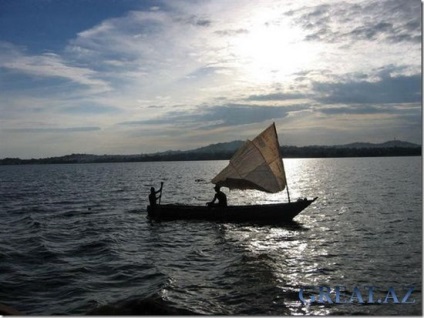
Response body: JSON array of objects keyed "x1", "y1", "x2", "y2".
[
  {"x1": 220, "y1": 217, "x2": 333, "y2": 315},
  {"x1": 226, "y1": 158, "x2": 317, "y2": 206}
]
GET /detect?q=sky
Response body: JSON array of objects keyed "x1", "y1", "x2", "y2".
[{"x1": 0, "y1": 0, "x2": 422, "y2": 159}]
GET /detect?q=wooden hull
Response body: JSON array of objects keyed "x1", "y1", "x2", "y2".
[{"x1": 147, "y1": 197, "x2": 317, "y2": 223}]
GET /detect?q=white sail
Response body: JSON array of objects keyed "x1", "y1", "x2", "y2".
[{"x1": 211, "y1": 123, "x2": 287, "y2": 193}]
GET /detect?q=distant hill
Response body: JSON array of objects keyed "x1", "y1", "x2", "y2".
[
  {"x1": 182, "y1": 140, "x2": 244, "y2": 154},
  {"x1": 334, "y1": 140, "x2": 420, "y2": 149},
  {"x1": 0, "y1": 140, "x2": 421, "y2": 165},
  {"x1": 184, "y1": 139, "x2": 421, "y2": 154}
]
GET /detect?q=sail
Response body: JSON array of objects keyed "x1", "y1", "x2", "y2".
[{"x1": 211, "y1": 123, "x2": 287, "y2": 193}]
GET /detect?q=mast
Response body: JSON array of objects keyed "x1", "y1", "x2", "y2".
[{"x1": 272, "y1": 123, "x2": 291, "y2": 203}]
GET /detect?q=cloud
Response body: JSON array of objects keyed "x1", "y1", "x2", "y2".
[
  {"x1": 61, "y1": 104, "x2": 121, "y2": 115},
  {"x1": 119, "y1": 103, "x2": 309, "y2": 129},
  {"x1": 318, "y1": 103, "x2": 420, "y2": 115},
  {"x1": 194, "y1": 104, "x2": 297, "y2": 128},
  {"x1": 67, "y1": 9, "x2": 199, "y2": 67},
  {"x1": 3, "y1": 127, "x2": 101, "y2": 133},
  {"x1": 63, "y1": 7, "x2": 228, "y2": 101},
  {"x1": 214, "y1": 28, "x2": 249, "y2": 36},
  {"x1": 184, "y1": 66, "x2": 231, "y2": 79},
  {"x1": 286, "y1": 0, "x2": 421, "y2": 44},
  {"x1": 0, "y1": 0, "x2": 422, "y2": 157},
  {"x1": 246, "y1": 92, "x2": 307, "y2": 101},
  {"x1": 0, "y1": 43, "x2": 111, "y2": 93},
  {"x1": 178, "y1": 15, "x2": 212, "y2": 27},
  {"x1": 312, "y1": 73, "x2": 421, "y2": 104}
]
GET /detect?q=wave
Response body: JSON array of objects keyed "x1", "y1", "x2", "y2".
[{"x1": 87, "y1": 293, "x2": 201, "y2": 315}]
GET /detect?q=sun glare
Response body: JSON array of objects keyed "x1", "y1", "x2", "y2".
[{"x1": 230, "y1": 13, "x2": 320, "y2": 84}]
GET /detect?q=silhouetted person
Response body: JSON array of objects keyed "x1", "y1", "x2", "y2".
[
  {"x1": 149, "y1": 182, "x2": 163, "y2": 208},
  {"x1": 207, "y1": 185, "x2": 227, "y2": 207}
]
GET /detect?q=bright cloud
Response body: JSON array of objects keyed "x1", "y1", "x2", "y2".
[{"x1": 0, "y1": 0, "x2": 421, "y2": 158}]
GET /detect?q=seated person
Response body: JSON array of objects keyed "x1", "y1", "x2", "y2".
[{"x1": 207, "y1": 185, "x2": 227, "y2": 207}]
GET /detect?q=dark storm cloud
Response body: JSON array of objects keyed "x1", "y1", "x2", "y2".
[
  {"x1": 313, "y1": 73, "x2": 421, "y2": 105},
  {"x1": 286, "y1": 0, "x2": 421, "y2": 44}
]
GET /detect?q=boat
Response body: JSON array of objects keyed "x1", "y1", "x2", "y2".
[{"x1": 147, "y1": 123, "x2": 317, "y2": 222}]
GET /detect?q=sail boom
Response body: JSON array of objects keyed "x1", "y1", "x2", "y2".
[{"x1": 214, "y1": 178, "x2": 279, "y2": 194}]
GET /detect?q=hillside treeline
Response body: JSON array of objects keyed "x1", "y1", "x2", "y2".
[{"x1": 1, "y1": 145, "x2": 421, "y2": 165}]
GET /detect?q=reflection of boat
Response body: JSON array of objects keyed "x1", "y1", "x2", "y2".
[{"x1": 147, "y1": 123, "x2": 317, "y2": 222}]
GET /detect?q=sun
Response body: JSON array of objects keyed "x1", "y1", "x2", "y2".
[{"x1": 230, "y1": 12, "x2": 321, "y2": 85}]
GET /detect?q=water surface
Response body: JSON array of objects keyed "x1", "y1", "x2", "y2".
[{"x1": 0, "y1": 157, "x2": 421, "y2": 315}]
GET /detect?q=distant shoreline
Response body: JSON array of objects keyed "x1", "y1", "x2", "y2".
[{"x1": 1, "y1": 145, "x2": 421, "y2": 165}]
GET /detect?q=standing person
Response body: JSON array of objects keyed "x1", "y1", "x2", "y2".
[
  {"x1": 207, "y1": 185, "x2": 227, "y2": 207},
  {"x1": 149, "y1": 182, "x2": 163, "y2": 208}
]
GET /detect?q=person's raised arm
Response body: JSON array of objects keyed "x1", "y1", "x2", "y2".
[{"x1": 155, "y1": 182, "x2": 164, "y2": 194}]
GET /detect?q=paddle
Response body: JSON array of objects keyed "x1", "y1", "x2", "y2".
[{"x1": 158, "y1": 182, "x2": 164, "y2": 205}]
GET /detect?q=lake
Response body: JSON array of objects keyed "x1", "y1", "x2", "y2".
[{"x1": 0, "y1": 157, "x2": 421, "y2": 315}]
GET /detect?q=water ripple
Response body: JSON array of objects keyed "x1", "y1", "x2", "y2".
[{"x1": 0, "y1": 158, "x2": 421, "y2": 315}]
